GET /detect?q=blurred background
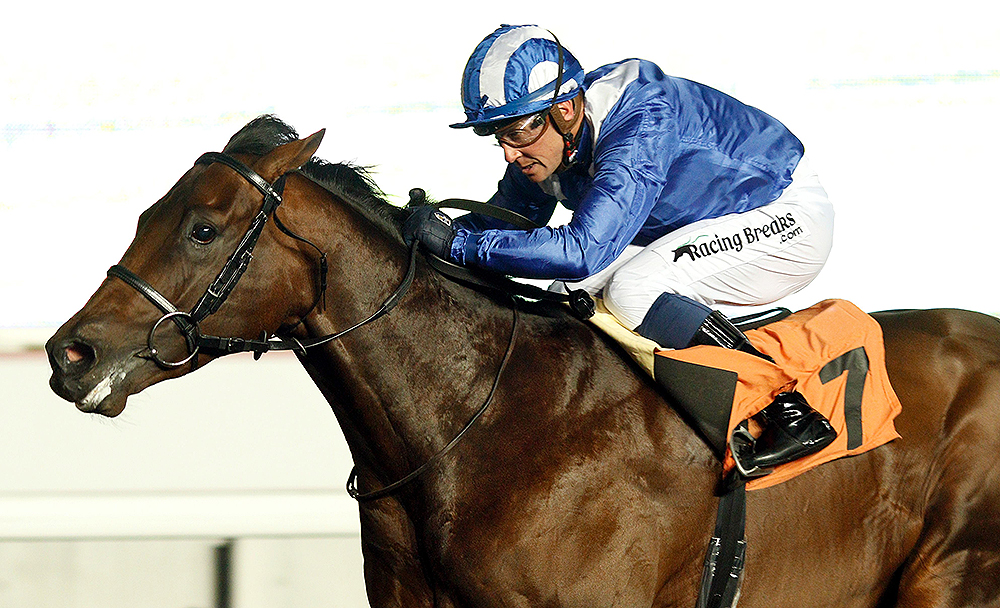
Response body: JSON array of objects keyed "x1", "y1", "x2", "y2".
[{"x1": 2, "y1": 1, "x2": 997, "y2": 606}]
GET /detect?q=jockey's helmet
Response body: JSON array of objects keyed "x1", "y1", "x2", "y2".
[{"x1": 450, "y1": 25, "x2": 585, "y2": 134}]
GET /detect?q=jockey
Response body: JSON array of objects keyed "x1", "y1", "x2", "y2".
[{"x1": 404, "y1": 24, "x2": 836, "y2": 476}]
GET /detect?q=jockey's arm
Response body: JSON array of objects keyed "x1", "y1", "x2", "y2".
[{"x1": 451, "y1": 104, "x2": 673, "y2": 281}]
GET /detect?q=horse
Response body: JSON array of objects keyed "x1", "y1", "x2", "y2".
[{"x1": 46, "y1": 115, "x2": 1000, "y2": 607}]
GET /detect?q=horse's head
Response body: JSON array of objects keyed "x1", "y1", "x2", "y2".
[{"x1": 46, "y1": 120, "x2": 327, "y2": 416}]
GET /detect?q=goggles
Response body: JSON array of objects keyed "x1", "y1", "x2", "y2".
[{"x1": 474, "y1": 111, "x2": 550, "y2": 148}]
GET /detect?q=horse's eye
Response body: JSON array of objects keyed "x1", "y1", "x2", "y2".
[{"x1": 191, "y1": 223, "x2": 217, "y2": 244}]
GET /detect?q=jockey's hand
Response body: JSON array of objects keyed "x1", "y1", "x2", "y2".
[{"x1": 403, "y1": 206, "x2": 458, "y2": 260}]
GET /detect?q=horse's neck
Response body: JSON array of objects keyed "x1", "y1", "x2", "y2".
[
  {"x1": 296, "y1": 215, "x2": 511, "y2": 484},
  {"x1": 288, "y1": 194, "x2": 716, "y2": 502}
]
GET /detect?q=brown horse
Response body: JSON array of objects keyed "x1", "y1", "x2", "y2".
[{"x1": 47, "y1": 116, "x2": 1000, "y2": 607}]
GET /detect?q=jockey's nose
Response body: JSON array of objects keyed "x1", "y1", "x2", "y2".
[{"x1": 501, "y1": 143, "x2": 522, "y2": 164}]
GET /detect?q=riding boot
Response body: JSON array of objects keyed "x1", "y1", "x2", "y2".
[
  {"x1": 752, "y1": 391, "x2": 838, "y2": 469},
  {"x1": 689, "y1": 311, "x2": 837, "y2": 475},
  {"x1": 634, "y1": 294, "x2": 837, "y2": 474}
]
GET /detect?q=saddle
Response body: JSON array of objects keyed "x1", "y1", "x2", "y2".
[
  {"x1": 409, "y1": 195, "x2": 903, "y2": 489},
  {"x1": 590, "y1": 298, "x2": 903, "y2": 490}
]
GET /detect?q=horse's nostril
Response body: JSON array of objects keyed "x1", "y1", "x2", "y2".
[
  {"x1": 62, "y1": 340, "x2": 96, "y2": 371},
  {"x1": 66, "y1": 344, "x2": 86, "y2": 363}
]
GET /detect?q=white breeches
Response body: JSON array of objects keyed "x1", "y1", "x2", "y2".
[{"x1": 553, "y1": 156, "x2": 835, "y2": 329}]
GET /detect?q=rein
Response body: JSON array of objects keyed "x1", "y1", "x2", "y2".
[
  {"x1": 107, "y1": 152, "x2": 529, "y2": 505},
  {"x1": 107, "y1": 148, "x2": 754, "y2": 602},
  {"x1": 347, "y1": 302, "x2": 519, "y2": 502},
  {"x1": 418, "y1": 192, "x2": 596, "y2": 321}
]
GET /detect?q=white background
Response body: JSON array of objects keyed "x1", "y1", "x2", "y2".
[
  {"x1": 2, "y1": 0, "x2": 999, "y2": 334},
  {"x1": 0, "y1": 2, "x2": 998, "y2": 606}
]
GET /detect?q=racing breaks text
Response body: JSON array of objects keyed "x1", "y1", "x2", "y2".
[{"x1": 672, "y1": 212, "x2": 801, "y2": 262}]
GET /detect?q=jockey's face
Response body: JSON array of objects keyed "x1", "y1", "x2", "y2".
[{"x1": 498, "y1": 100, "x2": 576, "y2": 183}]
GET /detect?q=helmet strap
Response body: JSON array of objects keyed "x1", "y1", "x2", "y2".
[
  {"x1": 545, "y1": 30, "x2": 579, "y2": 170},
  {"x1": 550, "y1": 91, "x2": 585, "y2": 171}
]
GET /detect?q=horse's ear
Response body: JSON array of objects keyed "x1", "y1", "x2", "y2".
[{"x1": 256, "y1": 128, "x2": 326, "y2": 181}]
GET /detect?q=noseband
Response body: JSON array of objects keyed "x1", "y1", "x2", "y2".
[
  {"x1": 108, "y1": 151, "x2": 416, "y2": 370},
  {"x1": 109, "y1": 150, "x2": 515, "y2": 503}
]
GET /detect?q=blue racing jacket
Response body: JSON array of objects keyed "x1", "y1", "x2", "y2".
[{"x1": 450, "y1": 59, "x2": 804, "y2": 280}]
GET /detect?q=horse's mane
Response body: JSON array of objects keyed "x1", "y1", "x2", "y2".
[{"x1": 223, "y1": 114, "x2": 407, "y2": 238}]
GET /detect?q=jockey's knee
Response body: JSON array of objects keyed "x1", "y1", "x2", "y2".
[
  {"x1": 603, "y1": 278, "x2": 649, "y2": 330},
  {"x1": 603, "y1": 274, "x2": 695, "y2": 332}
]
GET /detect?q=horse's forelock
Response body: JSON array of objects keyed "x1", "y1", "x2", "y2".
[
  {"x1": 222, "y1": 115, "x2": 405, "y2": 237},
  {"x1": 223, "y1": 114, "x2": 300, "y2": 156}
]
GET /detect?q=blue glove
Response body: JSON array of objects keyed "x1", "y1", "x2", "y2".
[{"x1": 402, "y1": 206, "x2": 458, "y2": 260}]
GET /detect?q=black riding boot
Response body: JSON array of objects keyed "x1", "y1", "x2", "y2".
[{"x1": 690, "y1": 311, "x2": 837, "y2": 476}]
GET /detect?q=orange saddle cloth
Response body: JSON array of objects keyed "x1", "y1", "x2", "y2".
[{"x1": 653, "y1": 299, "x2": 902, "y2": 491}]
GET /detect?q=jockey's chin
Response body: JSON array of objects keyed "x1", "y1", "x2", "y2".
[{"x1": 516, "y1": 159, "x2": 555, "y2": 182}]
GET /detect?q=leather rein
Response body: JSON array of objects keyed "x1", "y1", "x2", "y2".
[
  {"x1": 109, "y1": 152, "x2": 749, "y2": 603},
  {"x1": 106, "y1": 152, "x2": 527, "y2": 503}
]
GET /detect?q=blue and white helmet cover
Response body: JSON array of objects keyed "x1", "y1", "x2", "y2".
[{"x1": 451, "y1": 24, "x2": 585, "y2": 129}]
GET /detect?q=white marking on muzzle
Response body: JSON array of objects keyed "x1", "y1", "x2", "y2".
[{"x1": 80, "y1": 369, "x2": 126, "y2": 411}]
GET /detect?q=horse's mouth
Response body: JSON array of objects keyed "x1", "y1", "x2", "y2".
[
  {"x1": 47, "y1": 348, "x2": 156, "y2": 417},
  {"x1": 79, "y1": 371, "x2": 127, "y2": 416},
  {"x1": 49, "y1": 366, "x2": 127, "y2": 417}
]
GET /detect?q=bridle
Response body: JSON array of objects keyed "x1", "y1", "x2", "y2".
[
  {"x1": 107, "y1": 150, "x2": 595, "y2": 504},
  {"x1": 108, "y1": 151, "x2": 417, "y2": 370},
  {"x1": 106, "y1": 151, "x2": 517, "y2": 503}
]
